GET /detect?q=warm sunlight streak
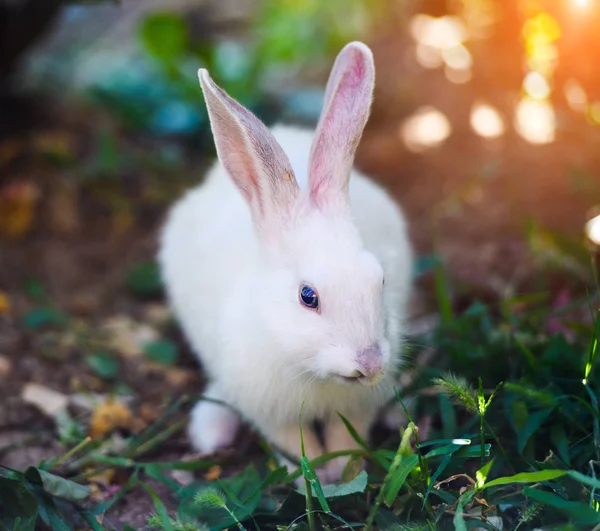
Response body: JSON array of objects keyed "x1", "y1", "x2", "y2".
[
  {"x1": 415, "y1": 43, "x2": 443, "y2": 69},
  {"x1": 564, "y1": 78, "x2": 588, "y2": 112},
  {"x1": 522, "y1": 13, "x2": 560, "y2": 76},
  {"x1": 590, "y1": 102, "x2": 600, "y2": 125},
  {"x1": 441, "y1": 44, "x2": 472, "y2": 71},
  {"x1": 400, "y1": 106, "x2": 452, "y2": 152},
  {"x1": 410, "y1": 14, "x2": 466, "y2": 50},
  {"x1": 586, "y1": 214, "x2": 600, "y2": 245},
  {"x1": 410, "y1": 13, "x2": 471, "y2": 78},
  {"x1": 514, "y1": 97, "x2": 556, "y2": 144},
  {"x1": 444, "y1": 65, "x2": 472, "y2": 84},
  {"x1": 470, "y1": 102, "x2": 505, "y2": 138},
  {"x1": 523, "y1": 71, "x2": 551, "y2": 99}
]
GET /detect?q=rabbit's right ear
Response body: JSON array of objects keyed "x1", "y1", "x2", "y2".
[
  {"x1": 198, "y1": 69, "x2": 299, "y2": 232},
  {"x1": 308, "y1": 42, "x2": 375, "y2": 211}
]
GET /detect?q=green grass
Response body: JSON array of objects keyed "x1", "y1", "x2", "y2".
[{"x1": 2, "y1": 259, "x2": 600, "y2": 531}]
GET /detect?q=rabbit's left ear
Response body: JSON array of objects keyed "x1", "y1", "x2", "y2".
[
  {"x1": 308, "y1": 42, "x2": 375, "y2": 210},
  {"x1": 198, "y1": 69, "x2": 299, "y2": 233}
]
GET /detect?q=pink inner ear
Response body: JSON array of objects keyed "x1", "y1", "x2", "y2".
[{"x1": 309, "y1": 44, "x2": 373, "y2": 207}]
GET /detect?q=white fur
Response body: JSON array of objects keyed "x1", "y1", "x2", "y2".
[{"x1": 158, "y1": 44, "x2": 413, "y2": 482}]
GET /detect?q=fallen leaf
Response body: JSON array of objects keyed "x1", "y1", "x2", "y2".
[
  {"x1": 21, "y1": 383, "x2": 69, "y2": 417},
  {"x1": 0, "y1": 291, "x2": 10, "y2": 314},
  {"x1": 101, "y1": 315, "x2": 159, "y2": 357},
  {"x1": 0, "y1": 355, "x2": 12, "y2": 376},
  {"x1": 87, "y1": 468, "x2": 115, "y2": 488},
  {"x1": 165, "y1": 367, "x2": 195, "y2": 387},
  {"x1": 144, "y1": 303, "x2": 171, "y2": 326},
  {"x1": 139, "y1": 402, "x2": 160, "y2": 423},
  {"x1": 203, "y1": 465, "x2": 222, "y2": 481},
  {"x1": 90, "y1": 399, "x2": 133, "y2": 439}
]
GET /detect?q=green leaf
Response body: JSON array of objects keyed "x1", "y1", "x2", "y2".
[
  {"x1": 22, "y1": 280, "x2": 46, "y2": 301},
  {"x1": 85, "y1": 352, "x2": 119, "y2": 379},
  {"x1": 0, "y1": 477, "x2": 38, "y2": 531},
  {"x1": 300, "y1": 456, "x2": 330, "y2": 512},
  {"x1": 567, "y1": 470, "x2": 600, "y2": 490},
  {"x1": 144, "y1": 339, "x2": 179, "y2": 366},
  {"x1": 126, "y1": 261, "x2": 163, "y2": 297},
  {"x1": 433, "y1": 256, "x2": 453, "y2": 324},
  {"x1": 22, "y1": 307, "x2": 67, "y2": 329},
  {"x1": 383, "y1": 454, "x2": 419, "y2": 506},
  {"x1": 475, "y1": 459, "x2": 494, "y2": 489},
  {"x1": 523, "y1": 486, "x2": 600, "y2": 525},
  {"x1": 298, "y1": 469, "x2": 368, "y2": 499},
  {"x1": 453, "y1": 490, "x2": 476, "y2": 531},
  {"x1": 584, "y1": 308, "x2": 600, "y2": 383},
  {"x1": 424, "y1": 444, "x2": 463, "y2": 502},
  {"x1": 481, "y1": 469, "x2": 566, "y2": 490},
  {"x1": 141, "y1": 481, "x2": 173, "y2": 531},
  {"x1": 337, "y1": 412, "x2": 369, "y2": 450},
  {"x1": 178, "y1": 465, "x2": 261, "y2": 529},
  {"x1": 516, "y1": 407, "x2": 555, "y2": 454},
  {"x1": 24, "y1": 468, "x2": 90, "y2": 502},
  {"x1": 139, "y1": 12, "x2": 189, "y2": 62}
]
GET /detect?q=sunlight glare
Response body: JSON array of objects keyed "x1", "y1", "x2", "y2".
[
  {"x1": 586, "y1": 214, "x2": 600, "y2": 245},
  {"x1": 564, "y1": 78, "x2": 587, "y2": 112},
  {"x1": 441, "y1": 44, "x2": 472, "y2": 71},
  {"x1": 415, "y1": 43, "x2": 443, "y2": 69},
  {"x1": 523, "y1": 71, "x2": 551, "y2": 99},
  {"x1": 410, "y1": 14, "x2": 466, "y2": 50},
  {"x1": 400, "y1": 106, "x2": 452, "y2": 153},
  {"x1": 590, "y1": 102, "x2": 600, "y2": 125},
  {"x1": 514, "y1": 97, "x2": 556, "y2": 144},
  {"x1": 444, "y1": 65, "x2": 472, "y2": 84},
  {"x1": 470, "y1": 102, "x2": 505, "y2": 138}
]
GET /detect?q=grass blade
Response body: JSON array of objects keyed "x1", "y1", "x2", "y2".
[
  {"x1": 453, "y1": 490, "x2": 476, "y2": 531},
  {"x1": 583, "y1": 306, "x2": 600, "y2": 384},
  {"x1": 481, "y1": 469, "x2": 566, "y2": 490},
  {"x1": 141, "y1": 481, "x2": 173, "y2": 531},
  {"x1": 300, "y1": 456, "x2": 330, "y2": 513},
  {"x1": 383, "y1": 453, "x2": 419, "y2": 506},
  {"x1": 337, "y1": 412, "x2": 369, "y2": 450},
  {"x1": 523, "y1": 486, "x2": 600, "y2": 525}
]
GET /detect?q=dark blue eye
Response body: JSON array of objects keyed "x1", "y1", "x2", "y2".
[{"x1": 299, "y1": 285, "x2": 319, "y2": 309}]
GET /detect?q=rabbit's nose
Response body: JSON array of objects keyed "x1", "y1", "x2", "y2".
[{"x1": 356, "y1": 345, "x2": 384, "y2": 379}]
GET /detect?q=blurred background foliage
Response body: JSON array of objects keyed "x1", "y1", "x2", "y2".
[
  {"x1": 2, "y1": 1, "x2": 600, "y2": 527},
  {"x1": 1, "y1": 0, "x2": 599, "y2": 276}
]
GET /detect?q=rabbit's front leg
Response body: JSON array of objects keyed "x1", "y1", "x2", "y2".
[
  {"x1": 321, "y1": 413, "x2": 372, "y2": 483},
  {"x1": 188, "y1": 382, "x2": 241, "y2": 454},
  {"x1": 261, "y1": 422, "x2": 324, "y2": 482}
]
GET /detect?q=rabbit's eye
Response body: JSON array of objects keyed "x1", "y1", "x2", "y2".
[{"x1": 299, "y1": 285, "x2": 319, "y2": 310}]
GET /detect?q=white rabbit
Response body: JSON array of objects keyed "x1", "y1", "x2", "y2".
[{"x1": 158, "y1": 42, "x2": 413, "y2": 483}]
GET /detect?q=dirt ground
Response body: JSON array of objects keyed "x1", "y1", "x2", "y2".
[{"x1": 1, "y1": 34, "x2": 599, "y2": 526}]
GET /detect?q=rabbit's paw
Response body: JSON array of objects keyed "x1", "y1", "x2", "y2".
[{"x1": 188, "y1": 399, "x2": 240, "y2": 453}]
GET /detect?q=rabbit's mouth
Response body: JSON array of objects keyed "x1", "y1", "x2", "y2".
[{"x1": 336, "y1": 373, "x2": 382, "y2": 386}]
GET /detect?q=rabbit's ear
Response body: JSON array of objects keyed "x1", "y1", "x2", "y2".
[
  {"x1": 198, "y1": 69, "x2": 299, "y2": 228},
  {"x1": 308, "y1": 42, "x2": 375, "y2": 209}
]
